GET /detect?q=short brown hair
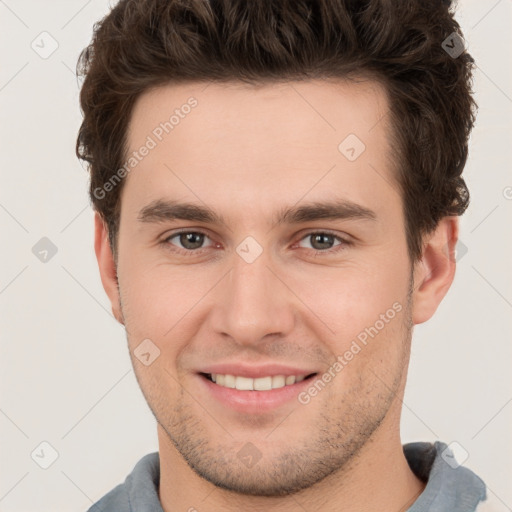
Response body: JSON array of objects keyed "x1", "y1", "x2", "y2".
[{"x1": 76, "y1": 0, "x2": 476, "y2": 262}]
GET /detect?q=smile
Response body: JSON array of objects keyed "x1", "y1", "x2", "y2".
[{"x1": 204, "y1": 373, "x2": 314, "y2": 391}]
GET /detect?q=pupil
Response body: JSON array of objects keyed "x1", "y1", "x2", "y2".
[
  {"x1": 311, "y1": 234, "x2": 333, "y2": 250},
  {"x1": 178, "y1": 233, "x2": 334, "y2": 251},
  {"x1": 181, "y1": 232, "x2": 203, "y2": 249}
]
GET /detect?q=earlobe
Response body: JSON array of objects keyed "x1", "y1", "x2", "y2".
[
  {"x1": 411, "y1": 217, "x2": 459, "y2": 325},
  {"x1": 94, "y1": 212, "x2": 124, "y2": 325}
]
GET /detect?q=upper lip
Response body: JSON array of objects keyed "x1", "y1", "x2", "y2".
[{"x1": 198, "y1": 363, "x2": 318, "y2": 379}]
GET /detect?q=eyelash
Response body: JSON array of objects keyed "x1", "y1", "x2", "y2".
[{"x1": 160, "y1": 229, "x2": 352, "y2": 257}]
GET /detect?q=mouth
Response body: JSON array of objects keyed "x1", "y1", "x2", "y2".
[
  {"x1": 197, "y1": 371, "x2": 319, "y2": 413},
  {"x1": 200, "y1": 372, "x2": 318, "y2": 391}
]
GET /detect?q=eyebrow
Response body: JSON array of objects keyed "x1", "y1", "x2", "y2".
[{"x1": 137, "y1": 198, "x2": 377, "y2": 226}]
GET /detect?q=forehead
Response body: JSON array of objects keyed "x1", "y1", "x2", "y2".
[
  {"x1": 127, "y1": 77, "x2": 390, "y2": 149},
  {"x1": 121, "y1": 78, "x2": 396, "y2": 219}
]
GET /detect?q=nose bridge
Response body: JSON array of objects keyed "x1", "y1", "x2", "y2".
[{"x1": 212, "y1": 248, "x2": 295, "y2": 345}]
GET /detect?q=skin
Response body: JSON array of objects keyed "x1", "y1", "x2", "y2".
[{"x1": 95, "y1": 78, "x2": 458, "y2": 512}]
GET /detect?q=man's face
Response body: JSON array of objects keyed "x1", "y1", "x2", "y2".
[{"x1": 112, "y1": 79, "x2": 416, "y2": 495}]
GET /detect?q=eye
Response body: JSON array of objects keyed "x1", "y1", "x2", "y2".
[
  {"x1": 163, "y1": 231, "x2": 215, "y2": 252},
  {"x1": 297, "y1": 231, "x2": 350, "y2": 253},
  {"x1": 160, "y1": 229, "x2": 351, "y2": 256}
]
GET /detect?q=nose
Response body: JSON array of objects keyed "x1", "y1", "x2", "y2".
[{"x1": 210, "y1": 249, "x2": 296, "y2": 347}]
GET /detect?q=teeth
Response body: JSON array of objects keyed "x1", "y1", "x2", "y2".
[
  {"x1": 272, "y1": 375, "x2": 285, "y2": 389},
  {"x1": 209, "y1": 373, "x2": 309, "y2": 391},
  {"x1": 235, "y1": 376, "x2": 253, "y2": 390},
  {"x1": 254, "y1": 376, "x2": 272, "y2": 390},
  {"x1": 224, "y1": 374, "x2": 236, "y2": 388}
]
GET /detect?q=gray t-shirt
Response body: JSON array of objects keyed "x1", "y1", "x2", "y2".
[{"x1": 87, "y1": 441, "x2": 488, "y2": 511}]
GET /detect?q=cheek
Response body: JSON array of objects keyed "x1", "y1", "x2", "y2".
[
  {"x1": 118, "y1": 262, "x2": 213, "y2": 352},
  {"x1": 287, "y1": 260, "x2": 410, "y2": 367},
  {"x1": 120, "y1": 273, "x2": 189, "y2": 396},
  {"x1": 294, "y1": 261, "x2": 407, "y2": 325}
]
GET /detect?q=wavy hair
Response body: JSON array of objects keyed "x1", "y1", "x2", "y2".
[{"x1": 76, "y1": 0, "x2": 476, "y2": 262}]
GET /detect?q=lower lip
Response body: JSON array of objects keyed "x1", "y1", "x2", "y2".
[{"x1": 197, "y1": 374, "x2": 315, "y2": 413}]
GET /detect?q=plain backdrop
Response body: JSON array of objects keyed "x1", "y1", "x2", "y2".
[{"x1": 0, "y1": 1, "x2": 511, "y2": 511}]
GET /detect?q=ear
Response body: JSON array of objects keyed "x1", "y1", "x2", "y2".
[
  {"x1": 412, "y1": 216, "x2": 459, "y2": 325},
  {"x1": 94, "y1": 212, "x2": 124, "y2": 325}
]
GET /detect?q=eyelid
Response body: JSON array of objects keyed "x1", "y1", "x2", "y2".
[
  {"x1": 161, "y1": 228, "x2": 352, "y2": 254},
  {"x1": 162, "y1": 228, "x2": 216, "y2": 251},
  {"x1": 294, "y1": 229, "x2": 352, "y2": 250},
  {"x1": 298, "y1": 228, "x2": 350, "y2": 240}
]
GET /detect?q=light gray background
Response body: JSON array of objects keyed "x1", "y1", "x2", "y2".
[{"x1": 0, "y1": 1, "x2": 511, "y2": 511}]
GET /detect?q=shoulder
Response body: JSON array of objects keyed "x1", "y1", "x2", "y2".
[
  {"x1": 86, "y1": 482, "x2": 130, "y2": 512},
  {"x1": 86, "y1": 452, "x2": 161, "y2": 512}
]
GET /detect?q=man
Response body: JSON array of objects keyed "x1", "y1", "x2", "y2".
[{"x1": 77, "y1": 0, "x2": 491, "y2": 510}]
